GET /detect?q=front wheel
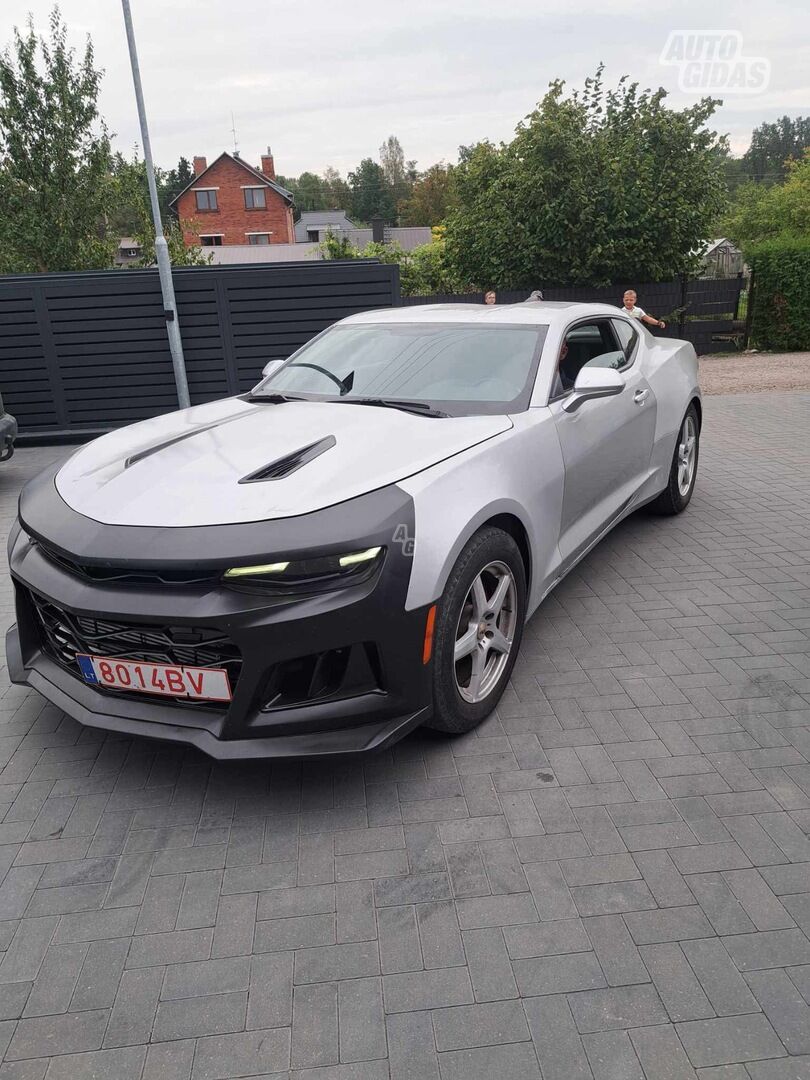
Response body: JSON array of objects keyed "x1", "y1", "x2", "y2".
[
  {"x1": 426, "y1": 527, "x2": 526, "y2": 734},
  {"x1": 649, "y1": 404, "x2": 700, "y2": 515}
]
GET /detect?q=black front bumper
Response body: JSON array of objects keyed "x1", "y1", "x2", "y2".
[{"x1": 8, "y1": 465, "x2": 433, "y2": 759}]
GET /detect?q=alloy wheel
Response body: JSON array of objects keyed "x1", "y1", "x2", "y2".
[
  {"x1": 453, "y1": 560, "x2": 518, "y2": 704},
  {"x1": 677, "y1": 414, "x2": 697, "y2": 497}
]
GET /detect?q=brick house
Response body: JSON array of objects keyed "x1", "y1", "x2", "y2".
[{"x1": 169, "y1": 150, "x2": 295, "y2": 248}]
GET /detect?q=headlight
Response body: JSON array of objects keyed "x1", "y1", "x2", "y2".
[{"x1": 223, "y1": 546, "x2": 384, "y2": 594}]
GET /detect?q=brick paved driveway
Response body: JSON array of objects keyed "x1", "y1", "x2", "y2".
[{"x1": 1, "y1": 391, "x2": 810, "y2": 1080}]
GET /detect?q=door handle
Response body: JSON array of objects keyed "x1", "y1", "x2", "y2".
[{"x1": 633, "y1": 389, "x2": 650, "y2": 405}]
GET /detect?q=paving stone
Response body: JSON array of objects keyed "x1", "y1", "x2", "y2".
[
  {"x1": 293, "y1": 940, "x2": 380, "y2": 984},
  {"x1": 246, "y1": 951, "x2": 293, "y2": 1030},
  {"x1": 387, "y1": 1010, "x2": 440, "y2": 1080},
  {"x1": 513, "y1": 951, "x2": 606, "y2": 996},
  {"x1": 431, "y1": 999, "x2": 530, "y2": 1051},
  {"x1": 585, "y1": 914, "x2": 648, "y2": 986},
  {"x1": 436, "y1": 1042, "x2": 541, "y2": 1079},
  {"x1": 624, "y1": 905, "x2": 716, "y2": 945},
  {"x1": 676, "y1": 1014, "x2": 786, "y2": 1067},
  {"x1": 383, "y1": 967, "x2": 474, "y2": 1013},
  {"x1": 524, "y1": 994, "x2": 594, "y2": 1080},
  {"x1": 151, "y1": 991, "x2": 247, "y2": 1042},
  {"x1": 461, "y1": 928, "x2": 519, "y2": 1002},
  {"x1": 103, "y1": 966, "x2": 163, "y2": 1047},
  {"x1": 291, "y1": 982, "x2": 338, "y2": 1069},
  {"x1": 192, "y1": 1028, "x2": 291, "y2": 1079},
  {"x1": 5, "y1": 1010, "x2": 108, "y2": 1061},
  {"x1": 582, "y1": 1029, "x2": 646, "y2": 1079},
  {"x1": 338, "y1": 976, "x2": 387, "y2": 1062},
  {"x1": 722, "y1": 928, "x2": 810, "y2": 971},
  {"x1": 628, "y1": 1023, "x2": 698, "y2": 1080},
  {"x1": 568, "y1": 985, "x2": 669, "y2": 1032}
]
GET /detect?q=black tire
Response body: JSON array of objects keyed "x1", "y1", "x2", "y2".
[
  {"x1": 426, "y1": 526, "x2": 526, "y2": 735},
  {"x1": 649, "y1": 403, "x2": 700, "y2": 515}
]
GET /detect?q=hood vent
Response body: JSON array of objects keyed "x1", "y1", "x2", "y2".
[{"x1": 239, "y1": 435, "x2": 336, "y2": 484}]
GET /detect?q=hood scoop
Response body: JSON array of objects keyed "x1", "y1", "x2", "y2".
[{"x1": 239, "y1": 434, "x2": 337, "y2": 484}]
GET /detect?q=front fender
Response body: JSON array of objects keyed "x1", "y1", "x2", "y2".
[{"x1": 397, "y1": 411, "x2": 564, "y2": 615}]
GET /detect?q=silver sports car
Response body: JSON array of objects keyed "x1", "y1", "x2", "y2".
[{"x1": 7, "y1": 301, "x2": 701, "y2": 759}]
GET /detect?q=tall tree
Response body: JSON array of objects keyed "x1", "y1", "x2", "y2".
[
  {"x1": 347, "y1": 158, "x2": 396, "y2": 224},
  {"x1": 398, "y1": 163, "x2": 457, "y2": 226},
  {"x1": 742, "y1": 116, "x2": 810, "y2": 184},
  {"x1": 161, "y1": 156, "x2": 193, "y2": 219},
  {"x1": 379, "y1": 134, "x2": 415, "y2": 210},
  {"x1": 0, "y1": 7, "x2": 113, "y2": 273},
  {"x1": 445, "y1": 67, "x2": 727, "y2": 288}
]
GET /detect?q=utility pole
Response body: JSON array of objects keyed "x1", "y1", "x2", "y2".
[{"x1": 120, "y1": 0, "x2": 190, "y2": 409}]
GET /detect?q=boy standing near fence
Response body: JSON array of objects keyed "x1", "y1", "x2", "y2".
[{"x1": 622, "y1": 289, "x2": 666, "y2": 329}]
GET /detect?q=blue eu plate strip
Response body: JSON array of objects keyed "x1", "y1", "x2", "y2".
[{"x1": 77, "y1": 655, "x2": 98, "y2": 684}]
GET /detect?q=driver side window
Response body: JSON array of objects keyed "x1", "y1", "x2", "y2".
[{"x1": 556, "y1": 320, "x2": 623, "y2": 393}]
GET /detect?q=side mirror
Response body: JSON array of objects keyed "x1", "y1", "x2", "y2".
[
  {"x1": 562, "y1": 365, "x2": 624, "y2": 414},
  {"x1": 261, "y1": 359, "x2": 285, "y2": 379}
]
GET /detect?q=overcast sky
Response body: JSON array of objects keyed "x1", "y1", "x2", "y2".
[{"x1": 1, "y1": 0, "x2": 807, "y2": 178}]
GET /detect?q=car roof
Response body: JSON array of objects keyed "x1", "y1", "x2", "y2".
[{"x1": 342, "y1": 301, "x2": 626, "y2": 327}]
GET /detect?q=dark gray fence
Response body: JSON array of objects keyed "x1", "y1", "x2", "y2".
[
  {"x1": 401, "y1": 276, "x2": 745, "y2": 354},
  {"x1": 0, "y1": 260, "x2": 399, "y2": 440}
]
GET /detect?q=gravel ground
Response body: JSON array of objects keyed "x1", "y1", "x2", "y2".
[{"x1": 699, "y1": 351, "x2": 810, "y2": 395}]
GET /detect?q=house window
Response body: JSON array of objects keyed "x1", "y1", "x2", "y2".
[
  {"x1": 195, "y1": 189, "x2": 218, "y2": 211},
  {"x1": 247, "y1": 233, "x2": 270, "y2": 245},
  {"x1": 244, "y1": 187, "x2": 266, "y2": 209},
  {"x1": 306, "y1": 229, "x2": 319, "y2": 242},
  {"x1": 200, "y1": 235, "x2": 223, "y2": 247}
]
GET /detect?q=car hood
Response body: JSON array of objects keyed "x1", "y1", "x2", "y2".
[{"x1": 55, "y1": 397, "x2": 512, "y2": 526}]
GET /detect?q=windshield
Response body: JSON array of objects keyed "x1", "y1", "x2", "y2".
[{"x1": 253, "y1": 322, "x2": 548, "y2": 416}]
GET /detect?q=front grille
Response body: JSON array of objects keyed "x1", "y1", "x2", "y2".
[
  {"x1": 37, "y1": 543, "x2": 220, "y2": 588},
  {"x1": 30, "y1": 591, "x2": 242, "y2": 706}
]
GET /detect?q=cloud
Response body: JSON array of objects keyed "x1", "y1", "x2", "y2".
[{"x1": 0, "y1": 0, "x2": 805, "y2": 175}]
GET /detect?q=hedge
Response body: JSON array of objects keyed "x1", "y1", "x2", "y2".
[{"x1": 746, "y1": 238, "x2": 810, "y2": 351}]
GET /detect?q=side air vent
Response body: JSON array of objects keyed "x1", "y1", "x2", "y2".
[{"x1": 239, "y1": 435, "x2": 336, "y2": 484}]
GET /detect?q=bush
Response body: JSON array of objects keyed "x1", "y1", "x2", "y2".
[{"x1": 747, "y1": 238, "x2": 810, "y2": 351}]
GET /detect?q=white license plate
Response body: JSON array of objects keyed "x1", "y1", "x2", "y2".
[{"x1": 76, "y1": 654, "x2": 232, "y2": 702}]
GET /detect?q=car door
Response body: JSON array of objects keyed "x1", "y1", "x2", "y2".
[{"x1": 550, "y1": 316, "x2": 657, "y2": 564}]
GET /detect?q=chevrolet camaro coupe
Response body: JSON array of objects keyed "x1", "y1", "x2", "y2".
[{"x1": 7, "y1": 302, "x2": 701, "y2": 759}]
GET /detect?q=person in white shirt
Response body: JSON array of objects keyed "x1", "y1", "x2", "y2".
[{"x1": 622, "y1": 290, "x2": 666, "y2": 329}]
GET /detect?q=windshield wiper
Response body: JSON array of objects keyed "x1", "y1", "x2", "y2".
[
  {"x1": 248, "y1": 392, "x2": 308, "y2": 404},
  {"x1": 338, "y1": 397, "x2": 449, "y2": 418}
]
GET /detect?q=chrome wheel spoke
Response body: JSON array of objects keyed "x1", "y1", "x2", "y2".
[
  {"x1": 466, "y1": 647, "x2": 486, "y2": 701},
  {"x1": 454, "y1": 625, "x2": 478, "y2": 662},
  {"x1": 488, "y1": 573, "x2": 511, "y2": 618},
  {"x1": 489, "y1": 627, "x2": 511, "y2": 655},
  {"x1": 471, "y1": 576, "x2": 487, "y2": 621}
]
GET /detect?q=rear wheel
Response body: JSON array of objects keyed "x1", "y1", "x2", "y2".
[
  {"x1": 426, "y1": 527, "x2": 526, "y2": 734},
  {"x1": 650, "y1": 404, "x2": 700, "y2": 515}
]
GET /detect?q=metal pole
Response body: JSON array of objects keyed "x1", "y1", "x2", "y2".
[{"x1": 120, "y1": 0, "x2": 190, "y2": 409}]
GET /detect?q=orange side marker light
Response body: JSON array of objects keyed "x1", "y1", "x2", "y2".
[{"x1": 422, "y1": 604, "x2": 437, "y2": 664}]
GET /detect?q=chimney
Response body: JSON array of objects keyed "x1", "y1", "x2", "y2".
[
  {"x1": 260, "y1": 146, "x2": 275, "y2": 180},
  {"x1": 193, "y1": 155, "x2": 207, "y2": 176}
]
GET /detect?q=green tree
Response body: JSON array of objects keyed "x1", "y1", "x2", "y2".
[
  {"x1": 742, "y1": 116, "x2": 810, "y2": 184},
  {"x1": 398, "y1": 162, "x2": 457, "y2": 226},
  {"x1": 347, "y1": 158, "x2": 396, "y2": 224},
  {"x1": 109, "y1": 149, "x2": 211, "y2": 267},
  {"x1": 0, "y1": 7, "x2": 114, "y2": 273},
  {"x1": 724, "y1": 149, "x2": 810, "y2": 248},
  {"x1": 321, "y1": 166, "x2": 352, "y2": 211},
  {"x1": 161, "y1": 156, "x2": 193, "y2": 219},
  {"x1": 445, "y1": 66, "x2": 727, "y2": 289},
  {"x1": 379, "y1": 134, "x2": 415, "y2": 211}
]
